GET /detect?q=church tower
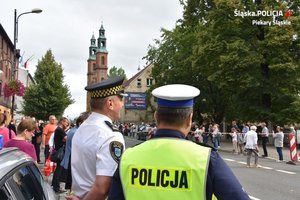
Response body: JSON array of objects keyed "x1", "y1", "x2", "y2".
[
  {"x1": 95, "y1": 24, "x2": 108, "y2": 82},
  {"x1": 86, "y1": 23, "x2": 109, "y2": 111}
]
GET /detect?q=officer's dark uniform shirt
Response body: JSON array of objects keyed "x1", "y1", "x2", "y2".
[{"x1": 108, "y1": 129, "x2": 250, "y2": 200}]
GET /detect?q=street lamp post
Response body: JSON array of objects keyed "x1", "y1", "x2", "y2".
[{"x1": 11, "y1": 8, "x2": 42, "y2": 119}]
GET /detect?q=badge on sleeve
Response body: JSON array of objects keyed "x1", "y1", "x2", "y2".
[{"x1": 109, "y1": 141, "x2": 124, "y2": 163}]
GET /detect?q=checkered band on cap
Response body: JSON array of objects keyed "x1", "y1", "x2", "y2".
[{"x1": 90, "y1": 85, "x2": 123, "y2": 98}]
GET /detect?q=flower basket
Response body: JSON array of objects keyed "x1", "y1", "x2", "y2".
[{"x1": 3, "y1": 80, "x2": 25, "y2": 97}]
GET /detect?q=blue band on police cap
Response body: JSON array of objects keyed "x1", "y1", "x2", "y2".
[{"x1": 157, "y1": 98, "x2": 193, "y2": 108}]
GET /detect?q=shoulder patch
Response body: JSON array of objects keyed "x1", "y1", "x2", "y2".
[
  {"x1": 109, "y1": 141, "x2": 124, "y2": 163},
  {"x1": 105, "y1": 121, "x2": 120, "y2": 132}
]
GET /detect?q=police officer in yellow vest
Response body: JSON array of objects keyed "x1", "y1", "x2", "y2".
[{"x1": 108, "y1": 84, "x2": 250, "y2": 200}]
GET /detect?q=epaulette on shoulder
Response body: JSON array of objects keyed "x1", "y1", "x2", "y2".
[
  {"x1": 197, "y1": 142, "x2": 217, "y2": 151},
  {"x1": 105, "y1": 121, "x2": 120, "y2": 132}
]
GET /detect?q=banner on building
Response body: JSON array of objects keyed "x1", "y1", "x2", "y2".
[{"x1": 125, "y1": 92, "x2": 147, "y2": 109}]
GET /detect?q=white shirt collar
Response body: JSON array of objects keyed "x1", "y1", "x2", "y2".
[{"x1": 91, "y1": 112, "x2": 112, "y2": 123}]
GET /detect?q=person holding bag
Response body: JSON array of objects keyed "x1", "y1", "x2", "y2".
[
  {"x1": 50, "y1": 142, "x2": 65, "y2": 163},
  {"x1": 42, "y1": 115, "x2": 57, "y2": 163},
  {"x1": 51, "y1": 117, "x2": 69, "y2": 193}
]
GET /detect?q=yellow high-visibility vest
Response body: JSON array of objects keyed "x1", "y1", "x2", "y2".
[{"x1": 120, "y1": 138, "x2": 211, "y2": 199}]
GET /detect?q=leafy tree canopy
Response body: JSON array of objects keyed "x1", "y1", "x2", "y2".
[
  {"x1": 22, "y1": 49, "x2": 74, "y2": 121},
  {"x1": 108, "y1": 66, "x2": 127, "y2": 79},
  {"x1": 146, "y1": 0, "x2": 300, "y2": 125}
]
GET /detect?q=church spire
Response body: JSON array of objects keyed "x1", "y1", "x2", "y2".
[
  {"x1": 97, "y1": 22, "x2": 107, "y2": 53},
  {"x1": 89, "y1": 33, "x2": 97, "y2": 59}
]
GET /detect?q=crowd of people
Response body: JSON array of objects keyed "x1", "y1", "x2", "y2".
[
  {"x1": 184, "y1": 121, "x2": 290, "y2": 166},
  {"x1": 0, "y1": 110, "x2": 92, "y2": 195},
  {"x1": 0, "y1": 75, "x2": 296, "y2": 200}
]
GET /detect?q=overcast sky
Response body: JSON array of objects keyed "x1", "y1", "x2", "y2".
[{"x1": 0, "y1": 0, "x2": 183, "y2": 119}]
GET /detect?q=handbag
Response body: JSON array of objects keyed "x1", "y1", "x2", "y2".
[
  {"x1": 44, "y1": 156, "x2": 55, "y2": 176},
  {"x1": 36, "y1": 135, "x2": 42, "y2": 144},
  {"x1": 50, "y1": 145, "x2": 65, "y2": 163}
]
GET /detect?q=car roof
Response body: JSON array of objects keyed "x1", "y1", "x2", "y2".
[{"x1": 0, "y1": 147, "x2": 34, "y2": 180}]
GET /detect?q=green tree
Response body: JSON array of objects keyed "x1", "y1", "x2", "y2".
[
  {"x1": 193, "y1": 0, "x2": 300, "y2": 124},
  {"x1": 22, "y1": 49, "x2": 74, "y2": 121},
  {"x1": 145, "y1": 0, "x2": 217, "y2": 123},
  {"x1": 108, "y1": 66, "x2": 127, "y2": 79},
  {"x1": 146, "y1": 0, "x2": 300, "y2": 125}
]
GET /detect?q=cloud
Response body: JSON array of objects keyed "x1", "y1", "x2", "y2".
[{"x1": 0, "y1": 0, "x2": 182, "y2": 119}]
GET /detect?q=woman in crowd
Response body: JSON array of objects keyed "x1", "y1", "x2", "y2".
[
  {"x1": 194, "y1": 124, "x2": 204, "y2": 143},
  {"x1": 4, "y1": 117, "x2": 37, "y2": 164},
  {"x1": 212, "y1": 124, "x2": 220, "y2": 149},
  {"x1": 0, "y1": 113, "x2": 16, "y2": 145},
  {"x1": 230, "y1": 127, "x2": 238, "y2": 154},
  {"x1": 31, "y1": 120, "x2": 43, "y2": 164},
  {"x1": 237, "y1": 129, "x2": 245, "y2": 155}
]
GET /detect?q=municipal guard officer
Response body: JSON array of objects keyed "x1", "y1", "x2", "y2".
[
  {"x1": 71, "y1": 76, "x2": 126, "y2": 200},
  {"x1": 108, "y1": 84, "x2": 250, "y2": 200}
]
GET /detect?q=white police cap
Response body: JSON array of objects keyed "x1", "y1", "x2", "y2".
[{"x1": 152, "y1": 84, "x2": 200, "y2": 108}]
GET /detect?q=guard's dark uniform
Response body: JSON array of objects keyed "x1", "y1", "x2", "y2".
[{"x1": 108, "y1": 129, "x2": 250, "y2": 200}]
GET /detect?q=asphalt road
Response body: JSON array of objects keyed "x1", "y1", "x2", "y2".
[{"x1": 222, "y1": 151, "x2": 300, "y2": 200}]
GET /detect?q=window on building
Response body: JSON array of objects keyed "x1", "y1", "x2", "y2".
[
  {"x1": 101, "y1": 56, "x2": 105, "y2": 65},
  {"x1": 137, "y1": 78, "x2": 142, "y2": 87},
  {"x1": 146, "y1": 78, "x2": 153, "y2": 87},
  {"x1": 93, "y1": 63, "x2": 96, "y2": 70}
]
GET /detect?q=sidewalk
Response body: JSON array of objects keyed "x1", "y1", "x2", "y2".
[{"x1": 215, "y1": 136, "x2": 295, "y2": 163}]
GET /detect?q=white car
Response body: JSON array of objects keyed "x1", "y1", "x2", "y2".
[{"x1": 0, "y1": 147, "x2": 56, "y2": 200}]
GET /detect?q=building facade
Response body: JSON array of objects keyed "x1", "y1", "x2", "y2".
[
  {"x1": 0, "y1": 23, "x2": 15, "y2": 121},
  {"x1": 120, "y1": 64, "x2": 155, "y2": 123},
  {"x1": 86, "y1": 24, "x2": 108, "y2": 111}
]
